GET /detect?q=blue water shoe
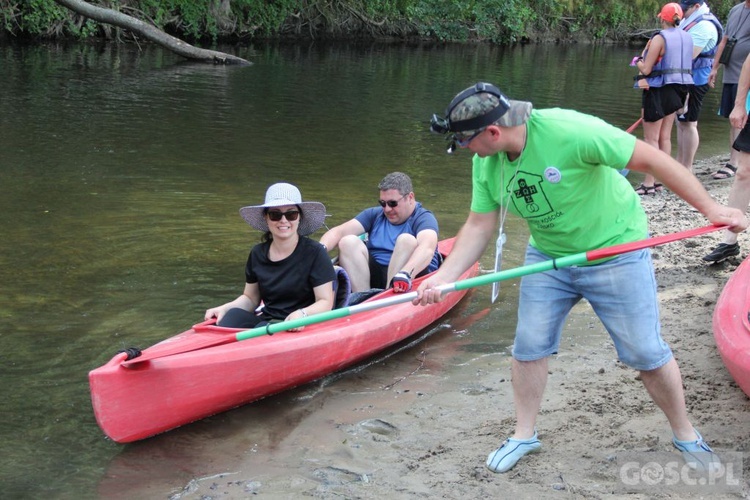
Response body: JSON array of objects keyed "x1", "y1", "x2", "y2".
[
  {"x1": 486, "y1": 431, "x2": 541, "y2": 473},
  {"x1": 673, "y1": 429, "x2": 720, "y2": 471}
]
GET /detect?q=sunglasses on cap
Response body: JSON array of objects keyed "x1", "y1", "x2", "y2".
[
  {"x1": 378, "y1": 194, "x2": 407, "y2": 208},
  {"x1": 266, "y1": 209, "x2": 300, "y2": 222}
]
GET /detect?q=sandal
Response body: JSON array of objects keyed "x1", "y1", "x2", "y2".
[
  {"x1": 654, "y1": 183, "x2": 664, "y2": 192},
  {"x1": 634, "y1": 183, "x2": 656, "y2": 196},
  {"x1": 711, "y1": 163, "x2": 737, "y2": 180}
]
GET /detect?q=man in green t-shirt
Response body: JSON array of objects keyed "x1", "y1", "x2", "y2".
[{"x1": 415, "y1": 82, "x2": 748, "y2": 474}]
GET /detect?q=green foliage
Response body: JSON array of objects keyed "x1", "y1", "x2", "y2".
[
  {"x1": 13, "y1": 0, "x2": 67, "y2": 36},
  {"x1": 406, "y1": 0, "x2": 537, "y2": 43},
  {"x1": 233, "y1": 0, "x2": 298, "y2": 36},
  {"x1": 1, "y1": 0, "x2": 744, "y2": 43}
]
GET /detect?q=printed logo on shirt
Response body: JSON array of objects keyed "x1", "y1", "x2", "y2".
[{"x1": 508, "y1": 171, "x2": 553, "y2": 219}]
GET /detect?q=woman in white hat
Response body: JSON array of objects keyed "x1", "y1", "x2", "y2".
[{"x1": 205, "y1": 183, "x2": 335, "y2": 331}]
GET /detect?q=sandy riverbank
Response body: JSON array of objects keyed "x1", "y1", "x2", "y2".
[{"x1": 155, "y1": 156, "x2": 750, "y2": 499}]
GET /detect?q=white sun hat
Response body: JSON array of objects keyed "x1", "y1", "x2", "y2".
[{"x1": 239, "y1": 182, "x2": 326, "y2": 236}]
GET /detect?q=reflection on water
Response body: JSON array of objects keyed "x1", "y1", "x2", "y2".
[{"x1": 0, "y1": 40, "x2": 731, "y2": 497}]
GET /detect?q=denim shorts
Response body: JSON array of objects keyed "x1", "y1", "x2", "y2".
[{"x1": 512, "y1": 245, "x2": 673, "y2": 371}]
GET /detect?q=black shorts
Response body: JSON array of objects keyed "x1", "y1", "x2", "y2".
[
  {"x1": 720, "y1": 83, "x2": 738, "y2": 118},
  {"x1": 733, "y1": 120, "x2": 750, "y2": 152},
  {"x1": 677, "y1": 84, "x2": 710, "y2": 122},
  {"x1": 367, "y1": 252, "x2": 433, "y2": 289},
  {"x1": 368, "y1": 254, "x2": 389, "y2": 290},
  {"x1": 642, "y1": 84, "x2": 689, "y2": 122}
]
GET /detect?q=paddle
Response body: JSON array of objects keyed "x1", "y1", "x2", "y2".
[
  {"x1": 625, "y1": 117, "x2": 643, "y2": 134},
  {"x1": 619, "y1": 118, "x2": 643, "y2": 177},
  {"x1": 121, "y1": 224, "x2": 725, "y2": 366}
]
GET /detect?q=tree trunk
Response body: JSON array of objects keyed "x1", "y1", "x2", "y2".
[{"x1": 54, "y1": 0, "x2": 251, "y2": 66}]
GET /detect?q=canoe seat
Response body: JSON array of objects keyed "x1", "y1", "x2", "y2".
[{"x1": 333, "y1": 265, "x2": 352, "y2": 309}]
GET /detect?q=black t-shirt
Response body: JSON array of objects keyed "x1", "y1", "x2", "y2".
[{"x1": 245, "y1": 237, "x2": 335, "y2": 320}]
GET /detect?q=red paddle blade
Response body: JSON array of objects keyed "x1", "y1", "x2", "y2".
[
  {"x1": 120, "y1": 321, "x2": 239, "y2": 367},
  {"x1": 586, "y1": 224, "x2": 726, "y2": 262}
]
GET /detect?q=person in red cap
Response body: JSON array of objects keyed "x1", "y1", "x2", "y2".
[{"x1": 633, "y1": 2, "x2": 694, "y2": 195}]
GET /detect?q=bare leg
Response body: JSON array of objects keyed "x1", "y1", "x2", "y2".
[
  {"x1": 641, "y1": 119, "x2": 664, "y2": 188},
  {"x1": 658, "y1": 113, "x2": 675, "y2": 157},
  {"x1": 639, "y1": 358, "x2": 697, "y2": 441},
  {"x1": 676, "y1": 120, "x2": 699, "y2": 172},
  {"x1": 386, "y1": 233, "x2": 418, "y2": 284},
  {"x1": 511, "y1": 358, "x2": 548, "y2": 439},
  {"x1": 337, "y1": 235, "x2": 370, "y2": 292}
]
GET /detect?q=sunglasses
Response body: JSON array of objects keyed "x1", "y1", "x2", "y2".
[
  {"x1": 378, "y1": 194, "x2": 407, "y2": 208},
  {"x1": 454, "y1": 128, "x2": 485, "y2": 147},
  {"x1": 266, "y1": 210, "x2": 300, "y2": 222}
]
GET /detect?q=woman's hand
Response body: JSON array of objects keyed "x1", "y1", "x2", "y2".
[
  {"x1": 204, "y1": 305, "x2": 227, "y2": 322},
  {"x1": 284, "y1": 309, "x2": 307, "y2": 332}
]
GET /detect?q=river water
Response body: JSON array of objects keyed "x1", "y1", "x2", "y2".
[{"x1": 0, "y1": 40, "x2": 731, "y2": 498}]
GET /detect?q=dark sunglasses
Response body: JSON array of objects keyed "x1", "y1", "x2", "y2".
[
  {"x1": 454, "y1": 128, "x2": 485, "y2": 147},
  {"x1": 378, "y1": 194, "x2": 407, "y2": 208},
  {"x1": 266, "y1": 210, "x2": 300, "y2": 222}
]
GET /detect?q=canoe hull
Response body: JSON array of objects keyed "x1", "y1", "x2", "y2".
[
  {"x1": 89, "y1": 238, "x2": 478, "y2": 443},
  {"x1": 713, "y1": 255, "x2": 750, "y2": 398}
]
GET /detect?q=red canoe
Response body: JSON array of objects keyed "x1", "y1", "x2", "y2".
[
  {"x1": 89, "y1": 238, "x2": 478, "y2": 443},
  {"x1": 713, "y1": 254, "x2": 750, "y2": 398}
]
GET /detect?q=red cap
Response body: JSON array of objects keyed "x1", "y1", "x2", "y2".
[{"x1": 659, "y1": 3, "x2": 683, "y2": 23}]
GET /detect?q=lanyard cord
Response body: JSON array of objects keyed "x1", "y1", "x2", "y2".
[
  {"x1": 498, "y1": 126, "x2": 526, "y2": 237},
  {"x1": 492, "y1": 127, "x2": 526, "y2": 302},
  {"x1": 731, "y1": 6, "x2": 750, "y2": 39}
]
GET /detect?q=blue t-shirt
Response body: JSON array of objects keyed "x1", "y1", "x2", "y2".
[
  {"x1": 354, "y1": 202, "x2": 440, "y2": 272},
  {"x1": 682, "y1": 8, "x2": 720, "y2": 85}
]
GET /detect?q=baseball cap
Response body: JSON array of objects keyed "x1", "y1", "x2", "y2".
[
  {"x1": 659, "y1": 3, "x2": 683, "y2": 23},
  {"x1": 679, "y1": 0, "x2": 701, "y2": 11},
  {"x1": 429, "y1": 82, "x2": 532, "y2": 153}
]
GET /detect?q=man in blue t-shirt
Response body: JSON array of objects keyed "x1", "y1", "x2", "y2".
[
  {"x1": 320, "y1": 172, "x2": 440, "y2": 293},
  {"x1": 676, "y1": 0, "x2": 721, "y2": 171}
]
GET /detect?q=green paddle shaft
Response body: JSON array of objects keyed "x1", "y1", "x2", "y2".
[
  {"x1": 235, "y1": 224, "x2": 725, "y2": 342},
  {"x1": 235, "y1": 253, "x2": 585, "y2": 342}
]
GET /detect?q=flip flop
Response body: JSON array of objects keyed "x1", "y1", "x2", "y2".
[{"x1": 711, "y1": 164, "x2": 737, "y2": 180}]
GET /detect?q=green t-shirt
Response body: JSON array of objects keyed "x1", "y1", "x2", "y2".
[{"x1": 471, "y1": 108, "x2": 648, "y2": 258}]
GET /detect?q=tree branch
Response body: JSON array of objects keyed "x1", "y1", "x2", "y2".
[{"x1": 53, "y1": 0, "x2": 251, "y2": 65}]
